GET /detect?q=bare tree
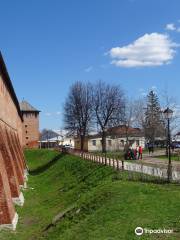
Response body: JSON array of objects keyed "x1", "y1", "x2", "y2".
[
  {"x1": 122, "y1": 99, "x2": 135, "y2": 142},
  {"x1": 119, "y1": 98, "x2": 146, "y2": 148},
  {"x1": 93, "y1": 81, "x2": 125, "y2": 152},
  {"x1": 132, "y1": 98, "x2": 146, "y2": 129},
  {"x1": 64, "y1": 81, "x2": 93, "y2": 151},
  {"x1": 161, "y1": 90, "x2": 180, "y2": 134}
]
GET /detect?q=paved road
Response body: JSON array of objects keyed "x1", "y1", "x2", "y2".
[{"x1": 141, "y1": 150, "x2": 180, "y2": 170}]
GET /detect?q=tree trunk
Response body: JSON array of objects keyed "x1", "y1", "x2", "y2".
[
  {"x1": 101, "y1": 131, "x2": 106, "y2": 153},
  {"x1": 80, "y1": 135, "x2": 84, "y2": 152},
  {"x1": 125, "y1": 126, "x2": 129, "y2": 143}
]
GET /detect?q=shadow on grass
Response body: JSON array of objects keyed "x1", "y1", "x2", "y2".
[{"x1": 29, "y1": 153, "x2": 65, "y2": 176}]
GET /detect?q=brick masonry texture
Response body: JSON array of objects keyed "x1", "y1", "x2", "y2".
[
  {"x1": 0, "y1": 53, "x2": 27, "y2": 229},
  {"x1": 22, "y1": 112, "x2": 40, "y2": 148}
]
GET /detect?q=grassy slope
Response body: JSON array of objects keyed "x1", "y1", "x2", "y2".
[{"x1": 0, "y1": 149, "x2": 180, "y2": 240}]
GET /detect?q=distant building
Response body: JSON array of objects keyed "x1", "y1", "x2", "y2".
[
  {"x1": 53, "y1": 130, "x2": 75, "y2": 148},
  {"x1": 172, "y1": 132, "x2": 180, "y2": 143},
  {"x1": 39, "y1": 135, "x2": 63, "y2": 148},
  {"x1": 62, "y1": 135, "x2": 75, "y2": 148},
  {"x1": 171, "y1": 132, "x2": 180, "y2": 148},
  {"x1": 74, "y1": 136, "x2": 89, "y2": 151},
  {"x1": 39, "y1": 129, "x2": 75, "y2": 149},
  {"x1": 20, "y1": 100, "x2": 40, "y2": 148},
  {"x1": 74, "y1": 125, "x2": 145, "y2": 152}
]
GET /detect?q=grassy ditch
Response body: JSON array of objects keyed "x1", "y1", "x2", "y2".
[{"x1": 0, "y1": 149, "x2": 179, "y2": 240}]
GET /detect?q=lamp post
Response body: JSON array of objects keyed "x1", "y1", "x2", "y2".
[{"x1": 163, "y1": 107, "x2": 173, "y2": 183}]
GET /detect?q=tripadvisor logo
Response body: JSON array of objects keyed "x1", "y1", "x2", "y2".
[
  {"x1": 135, "y1": 226, "x2": 173, "y2": 236},
  {"x1": 135, "y1": 227, "x2": 143, "y2": 236}
]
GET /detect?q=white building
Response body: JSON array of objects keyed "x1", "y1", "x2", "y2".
[
  {"x1": 61, "y1": 136, "x2": 75, "y2": 148},
  {"x1": 74, "y1": 126, "x2": 145, "y2": 152},
  {"x1": 172, "y1": 132, "x2": 180, "y2": 142}
]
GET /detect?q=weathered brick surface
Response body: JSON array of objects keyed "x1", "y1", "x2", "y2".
[
  {"x1": 0, "y1": 151, "x2": 16, "y2": 225},
  {"x1": 0, "y1": 53, "x2": 26, "y2": 228},
  {"x1": 13, "y1": 132, "x2": 26, "y2": 170},
  {"x1": 8, "y1": 130, "x2": 24, "y2": 173},
  {"x1": 22, "y1": 113, "x2": 40, "y2": 148},
  {"x1": 5, "y1": 129, "x2": 24, "y2": 185},
  {"x1": 0, "y1": 125, "x2": 21, "y2": 198}
]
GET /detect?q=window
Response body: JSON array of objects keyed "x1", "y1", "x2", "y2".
[
  {"x1": 26, "y1": 130, "x2": 28, "y2": 134},
  {"x1": 120, "y1": 140, "x2": 124, "y2": 146},
  {"x1": 25, "y1": 125, "x2": 28, "y2": 128},
  {"x1": 92, "y1": 140, "x2": 96, "y2": 146},
  {"x1": 108, "y1": 140, "x2": 112, "y2": 146},
  {"x1": 26, "y1": 137, "x2": 29, "y2": 139}
]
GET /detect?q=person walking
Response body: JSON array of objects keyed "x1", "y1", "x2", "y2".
[
  {"x1": 138, "y1": 145, "x2": 143, "y2": 160},
  {"x1": 148, "y1": 142, "x2": 154, "y2": 156}
]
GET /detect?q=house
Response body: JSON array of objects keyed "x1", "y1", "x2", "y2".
[
  {"x1": 172, "y1": 132, "x2": 180, "y2": 143},
  {"x1": 74, "y1": 136, "x2": 89, "y2": 151},
  {"x1": 39, "y1": 129, "x2": 75, "y2": 149},
  {"x1": 62, "y1": 135, "x2": 75, "y2": 148},
  {"x1": 39, "y1": 135, "x2": 63, "y2": 148},
  {"x1": 88, "y1": 126, "x2": 145, "y2": 152},
  {"x1": 74, "y1": 126, "x2": 145, "y2": 152}
]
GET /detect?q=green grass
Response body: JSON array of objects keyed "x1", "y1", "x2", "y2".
[
  {"x1": 157, "y1": 155, "x2": 180, "y2": 162},
  {"x1": 0, "y1": 149, "x2": 180, "y2": 240},
  {"x1": 25, "y1": 149, "x2": 60, "y2": 170}
]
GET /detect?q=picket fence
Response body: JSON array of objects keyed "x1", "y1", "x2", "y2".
[{"x1": 71, "y1": 151, "x2": 180, "y2": 182}]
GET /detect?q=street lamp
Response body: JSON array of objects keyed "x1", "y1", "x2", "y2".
[{"x1": 163, "y1": 107, "x2": 173, "y2": 182}]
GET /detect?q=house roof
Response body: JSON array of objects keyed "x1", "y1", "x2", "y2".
[
  {"x1": 20, "y1": 100, "x2": 40, "y2": 112},
  {"x1": 0, "y1": 52, "x2": 23, "y2": 121},
  {"x1": 39, "y1": 135, "x2": 63, "y2": 143},
  {"x1": 88, "y1": 125, "x2": 144, "y2": 139},
  {"x1": 107, "y1": 125, "x2": 143, "y2": 137}
]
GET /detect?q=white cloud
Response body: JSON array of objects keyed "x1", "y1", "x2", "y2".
[
  {"x1": 109, "y1": 33, "x2": 178, "y2": 68},
  {"x1": 84, "y1": 66, "x2": 93, "y2": 72},
  {"x1": 165, "y1": 22, "x2": 180, "y2": 32},
  {"x1": 165, "y1": 23, "x2": 176, "y2": 31}
]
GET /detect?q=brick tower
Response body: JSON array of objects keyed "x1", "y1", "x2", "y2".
[{"x1": 20, "y1": 101, "x2": 40, "y2": 148}]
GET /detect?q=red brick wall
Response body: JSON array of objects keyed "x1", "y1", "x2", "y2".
[
  {"x1": 0, "y1": 74, "x2": 23, "y2": 144},
  {"x1": 22, "y1": 112, "x2": 39, "y2": 148},
  {"x1": 0, "y1": 63, "x2": 26, "y2": 227}
]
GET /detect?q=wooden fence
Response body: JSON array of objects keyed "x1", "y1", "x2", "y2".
[
  {"x1": 72, "y1": 151, "x2": 123, "y2": 170},
  {"x1": 69, "y1": 150, "x2": 180, "y2": 182}
]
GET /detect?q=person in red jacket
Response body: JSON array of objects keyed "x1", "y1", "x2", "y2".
[{"x1": 138, "y1": 146, "x2": 143, "y2": 160}]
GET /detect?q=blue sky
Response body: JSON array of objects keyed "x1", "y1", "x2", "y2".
[{"x1": 1, "y1": 0, "x2": 180, "y2": 130}]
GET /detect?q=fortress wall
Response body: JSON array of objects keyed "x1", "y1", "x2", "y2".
[{"x1": 0, "y1": 53, "x2": 26, "y2": 230}]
